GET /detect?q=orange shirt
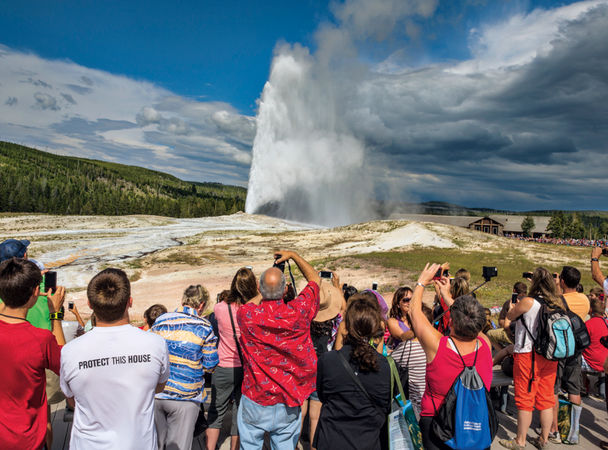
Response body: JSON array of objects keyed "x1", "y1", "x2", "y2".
[{"x1": 563, "y1": 292, "x2": 590, "y2": 321}]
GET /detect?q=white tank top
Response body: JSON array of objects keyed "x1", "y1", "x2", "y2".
[{"x1": 514, "y1": 299, "x2": 541, "y2": 353}]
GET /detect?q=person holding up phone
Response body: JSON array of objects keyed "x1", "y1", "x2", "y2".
[
  {"x1": 591, "y1": 246, "x2": 608, "y2": 310},
  {"x1": 487, "y1": 282, "x2": 527, "y2": 352}
]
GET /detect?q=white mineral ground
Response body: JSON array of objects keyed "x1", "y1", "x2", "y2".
[{"x1": 0, "y1": 212, "x2": 579, "y2": 322}]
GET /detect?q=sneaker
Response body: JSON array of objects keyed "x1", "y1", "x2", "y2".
[
  {"x1": 499, "y1": 439, "x2": 525, "y2": 450},
  {"x1": 534, "y1": 427, "x2": 561, "y2": 444}
]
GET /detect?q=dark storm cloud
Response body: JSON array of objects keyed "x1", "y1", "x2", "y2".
[{"x1": 348, "y1": 3, "x2": 608, "y2": 209}]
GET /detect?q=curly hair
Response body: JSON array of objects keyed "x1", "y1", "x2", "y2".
[{"x1": 344, "y1": 294, "x2": 384, "y2": 372}]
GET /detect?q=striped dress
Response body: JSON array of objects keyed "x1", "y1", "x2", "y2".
[
  {"x1": 151, "y1": 306, "x2": 219, "y2": 402},
  {"x1": 392, "y1": 339, "x2": 427, "y2": 418}
]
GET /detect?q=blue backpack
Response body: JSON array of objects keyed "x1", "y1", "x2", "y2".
[{"x1": 431, "y1": 338, "x2": 497, "y2": 450}]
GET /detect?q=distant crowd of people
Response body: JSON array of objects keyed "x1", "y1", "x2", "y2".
[
  {"x1": 0, "y1": 236, "x2": 607, "y2": 450},
  {"x1": 505, "y1": 234, "x2": 608, "y2": 248}
]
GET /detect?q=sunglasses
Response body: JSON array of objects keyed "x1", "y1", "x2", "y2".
[{"x1": 400, "y1": 297, "x2": 412, "y2": 303}]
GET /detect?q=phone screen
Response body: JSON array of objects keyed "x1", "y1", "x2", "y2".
[{"x1": 44, "y1": 271, "x2": 57, "y2": 293}]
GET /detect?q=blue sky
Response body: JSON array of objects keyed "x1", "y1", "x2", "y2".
[{"x1": 0, "y1": 0, "x2": 607, "y2": 217}]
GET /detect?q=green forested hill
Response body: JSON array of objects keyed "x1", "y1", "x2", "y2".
[{"x1": 0, "y1": 141, "x2": 246, "y2": 217}]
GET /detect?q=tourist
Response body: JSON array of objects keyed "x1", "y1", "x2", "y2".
[
  {"x1": 500, "y1": 267, "x2": 563, "y2": 449},
  {"x1": 547, "y1": 266, "x2": 590, "y2": 444},
  {"x1": 0, "y1": 258, "x2": 66, "y2": 450},
  {"x1": 141, "y1": 303, "x2": 167, "y2": 330},
  {"x1": 206, "y1": 268, "x2": 258, "y2": 450},
  {"x1": 487, "y1": 282, "x2": 527, "y2": 351},
  {"x1": 591, "y1": 246, "x2": 608, "y2": 301},
  {"x1": 582, "y1": 296, "x2": 608, "y2": 398},
  {"x1": 334, "y1": 290, "x2": 385, "y2": 354},
  {"x1": 60, "y1": 268, "x2": 170, "y2": 449},
  {"x1": 387, "y1": 286, "x2": 414, "y2": 346},
  {"x1": 152, "y1": 284, "x2": 219, "y2": 450},
  {"x1": 301, "y1": 272, "x2": 344, "y2": 449},
  {"x1": 314, "y1": 294, "x2": 391, "y2": 450},
  {"x1": 392, "y1": 302, "x2": 433, "y2": 418},
  {"x1": 411, "y1": 263, "x2": 492, "y2": 450},
  {"x1": 236, "y1": 250, "x2": 320, "y2": 449}
]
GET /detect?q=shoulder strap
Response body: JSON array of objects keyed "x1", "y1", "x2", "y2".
[
  {"x1": 387, "y1": 356, "x2": 406, "y2": 405},
  {"x1": 448, "y1": 337, "x2": 478, "y2": 368},
  {"x1": 337, "y1": 350, "x2": 383, "y2": 413},
  {"x1": 227, "y1": 304, "x2": 244, "y2": 364},
  {"x1": 561, "y1": 295, "x2": 571, "y2": 312}
]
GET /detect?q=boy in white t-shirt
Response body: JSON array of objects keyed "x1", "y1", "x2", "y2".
[{"x1": 60, "y1": 268, "x2": 169, "y2": 450}]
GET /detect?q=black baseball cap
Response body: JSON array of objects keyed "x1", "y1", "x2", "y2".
[{"x1": 0, "y1": 239, "x2": 30, "y2": 262}]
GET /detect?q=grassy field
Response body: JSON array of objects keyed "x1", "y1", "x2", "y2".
[{"x1": 318, "y1": 245, "x2": 596, "y2": 307}]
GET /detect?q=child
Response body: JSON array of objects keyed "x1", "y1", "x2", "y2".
[{"x1": 0, "y1": 258, "x2": 66, "y2": 450}]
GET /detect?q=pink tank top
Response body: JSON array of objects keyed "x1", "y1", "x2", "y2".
[{"x1": 420, "y1": 336, "x2": 493, "y2": 417}]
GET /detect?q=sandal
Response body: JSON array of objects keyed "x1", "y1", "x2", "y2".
[
  {"x1": 530, "y1": 436, "x2": 547, "y2": 449},
  {"x1": 499, "y1": 439, "x2": 525, "y2": 450}
]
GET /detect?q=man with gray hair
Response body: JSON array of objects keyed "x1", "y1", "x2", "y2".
[{"x1": 237, "y1": 250, "x2": 320, "y2": 449}]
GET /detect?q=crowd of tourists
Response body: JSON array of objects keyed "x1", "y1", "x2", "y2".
[
  {"x1": 0, "y1": 236, "x2": 607, "y2": 450},
  {"x1": 505, "y1": 234, "x2": 608, "y2": 248}
]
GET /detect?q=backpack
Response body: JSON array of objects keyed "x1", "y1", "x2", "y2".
[
  {"x1": 562, "y1": 297, "x2": 591, "y2": 352},
  {"x1": 521, "y1": 297, "x2": 576, "y2": 361},
  {"x1": 431, "y1": 338, "x2": 498, "y2": 450}
]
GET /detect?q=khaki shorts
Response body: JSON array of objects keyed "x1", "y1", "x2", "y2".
[{"x1": 46, "y1": 369, "x2": 65, "y2": 405}]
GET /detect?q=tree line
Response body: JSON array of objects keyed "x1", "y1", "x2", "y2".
[
  {"x1": 546, "y1": 211, "x2": 608, "y2": 239},
  {"x1": 0, "y1": 141, "x2": 246, "y2": 217}
]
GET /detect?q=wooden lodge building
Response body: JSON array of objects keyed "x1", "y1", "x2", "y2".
[{"x1": 389, "y1": 213, "x2": 551, "y2": 238}]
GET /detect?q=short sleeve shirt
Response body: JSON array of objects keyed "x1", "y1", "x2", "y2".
[
  {"x1": 60, "y1": 325, "x2": 170, "y2": 450},
  {"x1": 237, "y1": 281, "x2": 320, "y2": 407},
  {"x1": 0, "y1": 321, "x2": 61, "y2": 450},
  {"x1": 563, "y1": 292, "x2": 590, "y2": 321}
]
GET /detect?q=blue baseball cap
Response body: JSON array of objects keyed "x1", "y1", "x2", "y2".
[{"x1": 0, "y1": 239, "x2": 30, "y2": 262}]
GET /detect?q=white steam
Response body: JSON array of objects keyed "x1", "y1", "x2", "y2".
[{"x1": 246, "y1": 0, "x2": 438, "y2": 226}]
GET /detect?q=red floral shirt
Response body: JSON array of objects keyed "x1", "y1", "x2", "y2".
[{"x1": 237, "y1": 281, "x2": 320, "y2": 407}]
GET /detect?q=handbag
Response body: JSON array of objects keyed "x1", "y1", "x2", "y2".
[{"x1": 337, "y1": 351, "x2": 422, "y2": 450}]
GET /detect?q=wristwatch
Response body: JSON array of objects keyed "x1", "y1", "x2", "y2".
[
  {"x1": 591, "y1": 258, "x2": 599, "y2": 262},
  {"x1": 49, "y1": 311, "x2": 64, "y2": 320}
]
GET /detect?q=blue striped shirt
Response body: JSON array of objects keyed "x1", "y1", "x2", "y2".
[{"x1": 151, "y1": 306, "x2": 219, "y2": 402}]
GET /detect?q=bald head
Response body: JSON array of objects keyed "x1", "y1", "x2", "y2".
[{"x1": 260, "y1": 267, "x2": 287, "y2": 300}]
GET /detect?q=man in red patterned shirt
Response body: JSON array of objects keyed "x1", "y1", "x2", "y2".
[{"x1": 237, "y1": 250, "x2": 320, "y2": 449}]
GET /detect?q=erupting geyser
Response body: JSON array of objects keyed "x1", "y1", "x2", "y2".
[{"x1": 245, "y1": 45, "x2": 369, "y2": 227}]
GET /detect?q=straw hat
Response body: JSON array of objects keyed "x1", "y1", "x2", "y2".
[{"x1": 314, "y1": 282, "x2": 343, "y2": 322}]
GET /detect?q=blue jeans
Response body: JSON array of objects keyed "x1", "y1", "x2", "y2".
[{"x1": 237, "y1": 394, "x2": 302, "y2": 450}]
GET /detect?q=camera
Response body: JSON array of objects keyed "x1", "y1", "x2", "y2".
[
  {"x1": 68, "y1": 301, "x2": 74, "y2": 310},
  {"x1": 273, "y1": 260, "x2": 285, "y2": 272},
  {"x1": 482, "y1": 266, "x2": 498, "y2": 282},
  {"x1": 522, "y1": 272, "x2": 533, "y2": 279},
  {"x1": 603, "y1": 248, "x2": 608, "y2": 256},
  {"x1": 372, "y1": 282, "x2": 378, "y2": 291},
  {"x1": 44, "y1": 271, "x2": 57, "y2": 293},
  {"x1": 319, "y1": 271, "x2": 333, "y2": 280}
]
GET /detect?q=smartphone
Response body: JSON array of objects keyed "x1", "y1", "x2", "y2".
[
  {"x1": 44, "y1": 271, "x2": 57, "y2": 293},
  {"x1": 553, "y1": 273, "x2": 558, "y2": 279},
  {"x1": 433, "y1": 268, "x2": 444, "y2": 281},
  {"x1": 602, "y1": 248, "x2": 608, "y2": 256},
  {"x1": 319, "y1": 271, "x2": 333, "y2": 279},
  {"x1": 522, "y1": 272, "x2": 533, "y2": 279},
  {"x1": 482, "y1": 266, "x2": 498, "y2": 281},
  {"x1": 68, "y1": 301, "x2": 74, "y2": 310},
  {"x1": 511, "y1": 293, "x2": 518, "y2": 304},
  {"x1": 372, "y1": 282, "x2": 378, "y2": 291}
]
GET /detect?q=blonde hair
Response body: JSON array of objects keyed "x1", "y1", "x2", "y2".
[
  {"x1": 528, "y1": 267, "x2": 564, "y2": 310},
  {"x1": 182, "y1": 284, "x2": 209, "y2": 309}
]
